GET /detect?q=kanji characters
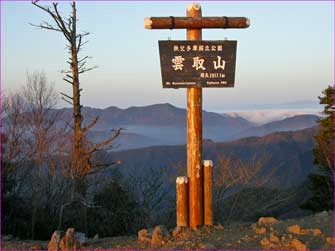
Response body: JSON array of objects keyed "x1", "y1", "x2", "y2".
[
  {"x1": 172, "y1": 55, "x2": 226, "y2": 71},
  {"x1": 213, "y1": 56, "x2": 226, "y2": 70},
  {"x1": 172, "y1": 56, "x2": 185, "y2": 71},
  {"x1": 192, "y1": 57, "x2": 206, "y2": 70}
]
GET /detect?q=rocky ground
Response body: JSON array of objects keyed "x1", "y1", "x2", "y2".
[{"x1": 2, "y1": 211, "x2": 334, "y2": 250}]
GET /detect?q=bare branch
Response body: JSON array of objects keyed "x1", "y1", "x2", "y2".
[
  {"x1": 67, "y1": 17, "x2": 72, "y2": 31},
  {"x1": 52, "y1": 2, "x2": 72, "y2": 39},
  {"x1": 78, "y1": 56, "x2": 90, "y2": 63},
  {"x1": 88, "y1": 128, "x2": 124, "y2": 154},
  {"x1": 77, "y1": 39, "x2": 88, "y2": 53},
  {"x1": 79, "y1": 66, "x2": 98, "y2": 74},
  {"x1": 82, "y1": 116, "x2": 99, "y2": 134},
  {"x1": 30, "y1": 22, "x2": 63, "y2": 32},
  {"x1": 60, "y1": 92, "x2": 73, "y2": 100},
  {"x1": 61, "y1": 119, "x2": 74, "y2": 130},
  {"x1": 32, "y1": 1, "x2": 71, "y2": 41},
  {"x1": 77, "y1": 31, "x2": 90, "y2": 38},
  {"x1": 86, "y1": 160, "x2": 122, "y2": 176},
  {"x1": 76, "y1": 34, "x2": 82, "y2": 53},
  {"x1": 61, "y1": 69, "x2": 72, "y2": 74},
  {"x1": 78, "y1": 60, "x2": 88, "y2": 70},
  {"x1": 63, "y1": 77, "x2": 73, "y2": 85},
  {"x1": 61, "y1": 97, "x2": 73, "y2": 106},
  {"x1": 32, "y1": 1, "x2": 53, "y2": 14},
  {"x1": 65, "y1": 74, "x2": 73, "y2": 79}
]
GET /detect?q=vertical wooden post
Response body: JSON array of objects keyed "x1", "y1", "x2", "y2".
[
  {"x1": 204, "y1": 160, "x2": 213, "y2": 226},
  {"x1": 187, "y1": 3, "x2": 203, "y2": 228},
  {"x1": 176, "y1": 176, "x2": 189, "y2": 227}
]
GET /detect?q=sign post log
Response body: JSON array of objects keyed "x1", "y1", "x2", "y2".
[
  {"x1": 176, "y1": 176, "x2": 189, "y2": 227},
  {"x1": 204, "y1": 160, "x2": 213, "y2": 226},
  {"x1": 186, "y1": 3, "x2": 203, "y2": 229}
]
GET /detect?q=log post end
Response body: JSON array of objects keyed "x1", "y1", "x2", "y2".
[
  {"x1": 176, "y1": 176, "x2": 189, "y2": 184},
  {"x1": 203, "y1": 160, "x2": 213, "y2": 167},
  {"x1": 144, "y1": 17, "x2": 153, "y2": 29},
  {"x1": 246, "y1": 18, "x2": 250, "y2": 27},
  {"x1": 187, "y1": 3, "x2": 201, "y2": 12}
]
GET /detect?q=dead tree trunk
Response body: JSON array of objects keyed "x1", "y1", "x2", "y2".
[
  {"x1": 70, "y1": 3, "x2": 82, "y2": 178},
  {"x1": 32, "y1": 0, "x2": 123, "y2": 233}
]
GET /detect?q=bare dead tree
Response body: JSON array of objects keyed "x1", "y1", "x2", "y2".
[
  {"x1": 1, "y1": 92, "x2": 32, "y2": 237},
  {"x1": 214, "y1": 155, "x2": 271, "y2": 192},
  {"x1": 1, "y1": 92, "x2": 31, "y2": 208},
  {"x1": 21, "y1": 71, "x2": 65, "y2": 239},
  {"x1": 125, "y1": 165, "x2": 174, "y2": 227},
  {"x1": 31, "y1": 1, "x2": 123, "y2": 232},
  {"x1": 213, "y1": 155, "x2": 275, "y2": 222},
  {"x1": 2, "y1": 93, "x2": 26, "y2": 164},
  {"x1": 23, "y1": 71, "x2": 61, "y2": 170},
  {"x1": 2, "y1": 81, "x2": 64, "y2": 239},
  {"x1": 31, "y1": 1, "x2": 122, "y2": 179}
]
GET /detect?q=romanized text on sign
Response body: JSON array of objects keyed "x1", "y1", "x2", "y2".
[{"x1": 158, "y1": 40, "x2": 237, "y2": 88}]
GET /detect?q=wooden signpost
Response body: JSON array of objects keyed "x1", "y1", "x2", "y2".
[{"x1": 145, "y1": 3, "x2": 249, "y2": 228}]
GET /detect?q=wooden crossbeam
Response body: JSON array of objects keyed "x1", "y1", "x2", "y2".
[{"x1": 144, "y1": 16, "x2": 250, "y2": 30}]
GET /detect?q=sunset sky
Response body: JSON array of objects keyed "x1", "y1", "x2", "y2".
[{"x1": 1, "y1": 1, "x2": 334, "y2": 111}]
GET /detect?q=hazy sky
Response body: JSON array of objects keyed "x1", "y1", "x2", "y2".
[{"x1": 1, "y1": 1, "x2": 334, "y2": 111}]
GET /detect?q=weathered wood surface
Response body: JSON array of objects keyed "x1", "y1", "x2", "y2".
[
  {"x1": 187, "y1": 3, "x2": 203, "y2": 229},
  {"x1": 144, "y1": 17, "x2": 250, "y2": 30},
  {"x1": 176, "y1": 176, "x2": 189, "y2": 227},
  {"x1": 204, "y1": 160, "x2": 213, "y2": 226}
]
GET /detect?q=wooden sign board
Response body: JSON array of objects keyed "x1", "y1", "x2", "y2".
[{"x1": 159, "y1": 40, "x2": 237, "y2": 88}]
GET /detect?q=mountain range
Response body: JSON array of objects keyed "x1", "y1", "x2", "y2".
[
  {"x1": 225, "y1": 110, "x2": 320, "y2": 125},
  {"x1": 57, "y1": 103, "x2": 319, "y2": 150},
  {"x1": 231, "y1": 114, "x2": 319, "y2": 139},
  {"x1": 106, "y1": 127, "x2": 318, "y2": 190}
]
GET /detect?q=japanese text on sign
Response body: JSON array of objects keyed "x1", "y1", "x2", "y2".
[{"x1": 158, "y1": 40, "x2": 237, "y2": 88}]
